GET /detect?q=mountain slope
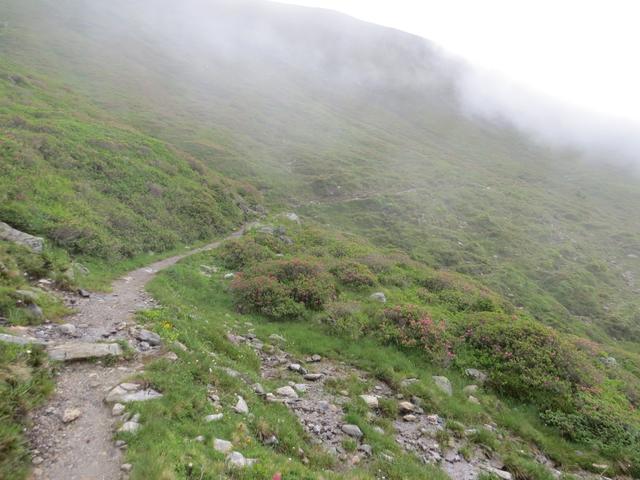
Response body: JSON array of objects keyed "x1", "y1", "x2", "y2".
[{"x1": 2, "y1": 0, "x2": 639, "y2": 343}]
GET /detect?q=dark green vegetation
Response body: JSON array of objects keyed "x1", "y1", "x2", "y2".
[{"x1": 1, "y1": 0, "x2": 640, "y2": 478}]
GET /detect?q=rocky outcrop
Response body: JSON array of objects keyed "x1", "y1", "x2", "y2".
[{"x1": 0, "y1": 221, "x2": 44, "y2": 253}]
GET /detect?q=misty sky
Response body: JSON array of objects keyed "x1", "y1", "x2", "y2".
[{"x1": 280, "y1": 0, "x2": 640, "y2": 130}]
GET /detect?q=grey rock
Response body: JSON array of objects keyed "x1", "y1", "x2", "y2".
[
  {"x1": 0, "y1": 221, "x2": 44, "y2": 253},
  {"x1": 48, "y1": 342, "x2": 122, "y2": 361},
  {"x1": 78, "y1": 289, "x2": 91, "y2": 298},
  {"x1": 398, "y1": 401, "x2": 415, "y2": 413},
  {"x1": 601, "y1": 356, "x2": 617, "y2": 367},
  {"x1": 62, "y1": 408, "x2": 82, "y2": 423},
  {"x1": 294, "y1": 383, "x2": 307, "y2": 393},
  {"x1": 372, "y1": 426, "x2": 385, "y2": 435},
  {"x1": 118, "y1": 421, "x2": 140, "y2": 433},
  {"x1": 358, "y1": 444, "x2": 373, "y2": 456},
  {"x1": 205, "y1": 413, "x2": 223, "y2": 422},
  {"x1": 304, "y1": 373, "x2": 323, "y2": 381},
  {"x1": 224, "y1": 273, "x2": 235, "y2": 280},
  {"x1": 288, "y1": 363, "x2": 303, "y2": 372},
  {"x1": 360, "y1": 394, "x2": 379, "y2": 408},
  {"x1": 105, "y1": 384, "x2": 163, "y2": 403},
  {"x1": 13, "y1": 289, "x2": 38, "y2": 303},
  {"x1": 136, "y1": 329, "x2": 161, "y2": 346},
  {"x1": 468, "y1": 395, "x2": 481, "y2": 405},
  {"x1": 483, "y1": 466, "x2": 513, "y2": 480},
  {"x1": 268, "y1": 333, "x2": 286, "y2": 343},
  {"x1": 214, "y1": 438, "x2": 233, "y2": 453},
  {"x1": 27, "y1": 303, "x2": 44, "y2": 319},
  {"x1": 0, "y1": 333, "x2": 46, "y2": 346},
  {"x1": 121, "y1": 464, "x2": 132, "y2": 473},
  {"x1": 370, "y1": 292, "x2": 387, "y2": 303},
  {"x1": 226, "y1": 451, "x2": 257, "y2": 468},
  {"x1": 252, "y1": 383, "x2": 265, "y2": 395},
  {"x1": 432, "y1": 376, "x2": 453, "y2": 396},
  {"x1": 264, "y1": 435, "x2": 279, "y2": 446},
  {"x1": 310, "y1": 354, "x2": 322, "y2": 362},
  {"x1": 464, "y1": 368, "x2": 488, "y2": 383},
  {"x1": 463, "y1": 384, "x2": 479, "y2": 395},
  {"x1": 276, "y1": 386, "x2": 299, "y2": 398},
  {"x1": 112, "y1": 403, "x2": 125, "y2": 416},
  {"x1": 400, "y1": 378, "x2": 419, "y2": 388},
  {"x1": 341, "y1": 424, "x2": 363, "y2": 439},
  {"x1": 58, "y1": 323, "x2": 76, "y2": 336},
  {"x1": 195, "y1": 435, "x2": 205, "y2": 443},
  {"x1": 234, "y1": 396, "x2": 249, "y2": 414}
]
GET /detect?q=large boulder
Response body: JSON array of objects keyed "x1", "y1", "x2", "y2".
[{"x1": 0, "y1": 222, "x2": 44, "y2": 253}]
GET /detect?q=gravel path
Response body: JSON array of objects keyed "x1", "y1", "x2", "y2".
[{"x1": 26, "y1": 227, "x2": 248, "y2": 480}]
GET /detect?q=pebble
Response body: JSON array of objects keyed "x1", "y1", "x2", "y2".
[
  {"x1": 112, "y1": 403, "x2": 125, "y2": 416},
  {"x1": 62, "y1": 408, "x2": 82, "y2": 423},
  {"x1": 303, "y1": 373, "x2": 323, "y2": 381},
  {"x1": 121, "y1": 464, "x2": 132, "y2": 472}
]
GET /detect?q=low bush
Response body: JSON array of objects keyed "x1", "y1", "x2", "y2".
[
  {"x1": 378, "y1": 304, "x2": 453, "y2": 364},
  {"x1": 216, "y1": 238, "x2": 274, "y2": 270},
  {"x1": 230, "y1": 258, "x2": 336, "y2": 319},
  {"x1": 230, "y1": 274, "x2": 304, "y2": 320},
  {"x1": 330, "y1": 260, "x2": 377, "y2": 287}
]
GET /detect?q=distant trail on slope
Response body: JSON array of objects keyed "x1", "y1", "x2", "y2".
[{"x1": 27, "y1": 225, "x2": 250, "y2": 480}]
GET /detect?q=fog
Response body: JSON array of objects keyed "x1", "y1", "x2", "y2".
[{"x1": 32, "y1": 0, "x2": 640, "y2": 166}]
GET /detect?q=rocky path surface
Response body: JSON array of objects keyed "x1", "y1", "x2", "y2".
[
  {"x1": 229, "y1": 331, "x2": 590, "y2": 480},
  {"x1": 23, "y1": 227, "x2": 248, "y2": 480}
]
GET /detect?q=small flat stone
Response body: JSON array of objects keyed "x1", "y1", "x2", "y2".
[
  {"x1": 360, "y1": 395, "x2": 379, "y2": 409},
  {"x1": 121, "y1": 464, "x2": 132, "y2": 473},
  {"x1": 276, "y1": 386, "x2": 298, "y2": 399},
  {"x1": 303, "y1": 373, "x2": 323, "y2": 381},
  {"x1": 214, "y1": 438, "x2": 233, "y2": 453},
  {"x1": 341, "y1": 424, "x2": 363, "y2": 439},
  {"x1": 118, "y1": 421, "x2": 140, "y2": 433},
  {"x1": 398, "y1": 401, "x2": 415, "y2": 413},
  {"x1": 0, "y1": 333, "x2": 46, "y2": 346},
  {"x1": 48, "y1": 342, "x2": 122, "y2": 361},
  {"x1": 205, "y1": 413, "x2": 223, "y2": 422},
  {"x1": 62, "y1": 408, "x2": 82, "y2": 423},
  {"x1": 136, "y1": 329, "x2": 161, "y2": 346},
  {"x1": 105, "y1": 385, "x2": 162, "y2": 403}
]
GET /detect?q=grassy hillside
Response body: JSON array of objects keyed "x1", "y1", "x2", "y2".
[
  {"x1": 2, "y1": 0, "x2": 640, "y2": 345},
  {"x1": 2, "y1": 1, "x2": 640, "y2": 478},
  {"x1": 120, "y1": 217, "x2": 640, "y2": 478}
]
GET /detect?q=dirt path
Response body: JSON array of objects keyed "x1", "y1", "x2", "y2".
[{"x1": 26, "y1": 226, "x2": 248, "y2": 480}]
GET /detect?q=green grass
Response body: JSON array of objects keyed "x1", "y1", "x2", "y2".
[{"x1": 0, "y1": 343, "x2": 53, "y2": 479}]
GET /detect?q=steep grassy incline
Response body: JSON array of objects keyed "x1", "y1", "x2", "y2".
[{"x1": 0, "y1": 61, "x2": 258, "y2": 260}]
